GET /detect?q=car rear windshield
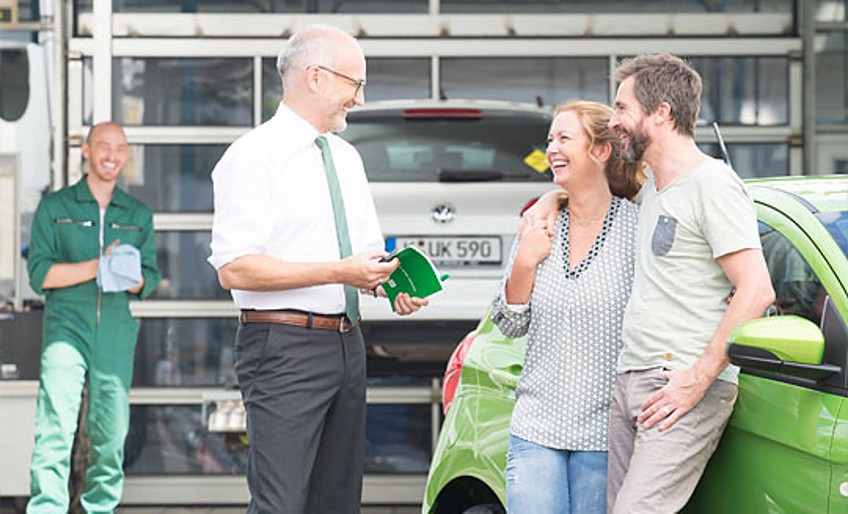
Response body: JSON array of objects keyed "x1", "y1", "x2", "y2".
[
  {"x1": 817, "y1": 210, "x2": 848, "y2": 260},
  {"x1": 342, "y1": 109, "x2": 552, "y2": 183}
]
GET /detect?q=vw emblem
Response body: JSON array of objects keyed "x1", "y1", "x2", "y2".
[{"x1": 431, "y1": 204, "x2": 455, "y2": 224}]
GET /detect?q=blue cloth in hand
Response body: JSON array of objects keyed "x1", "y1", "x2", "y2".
[{"x1": 97, "y1": 244, "x2": 142, "y2": 292}]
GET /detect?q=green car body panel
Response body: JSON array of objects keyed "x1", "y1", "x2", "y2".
[
  {"x1": 424, "y1": 317, "x2": 524, "y2": 513},
  {"x1": 688, "y1": 177, "x2": 848, "y2": 513},
  {"x1": 423, "y1": 176, "x2": 848, "y2": 514},
  {"x1": 686, "y1": 376, "x2": 845, "y2": 513}
]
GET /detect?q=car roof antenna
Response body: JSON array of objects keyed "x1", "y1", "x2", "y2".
[
  {"x1": 712, "y1": 121, "x2": 734, "y2": 169},
  {"x1": 535, "y1": 95, "x2": 545, "y2": 108}
]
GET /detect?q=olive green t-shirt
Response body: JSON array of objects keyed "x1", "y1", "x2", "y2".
[{"x1": 617, "y1": 159, "x2": 761, "y2": 384}]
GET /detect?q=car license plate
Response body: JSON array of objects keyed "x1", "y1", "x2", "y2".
[{"x1": 386, "y1": 237, "x2": 502, "y2": 264}]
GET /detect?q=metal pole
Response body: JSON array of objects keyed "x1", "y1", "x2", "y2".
[
  {"x1": 52, "y1": 0, "x2": 66, "y2": 190},
  {"x1": 800, "y1": 0, "x2": 817, "y2": 174},
  {"x1": 92, "y1": 0, "x2": 112, "y2": 124}
]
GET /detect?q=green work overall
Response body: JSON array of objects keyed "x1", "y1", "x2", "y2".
[{"x1": 26, "y1": 177, "x2": 160, "y2": 514}]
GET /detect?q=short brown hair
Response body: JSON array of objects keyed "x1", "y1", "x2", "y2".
[
  {"x1": 614, "y1": 53, "x2": 702, "y2": 136},
  {"x1": 554, "y1": 101, "x2": 647, "y2": 200}
]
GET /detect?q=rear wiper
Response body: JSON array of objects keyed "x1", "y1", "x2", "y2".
[{"x1": 438, "y1": 169, "x2": 505, "y2": 182}]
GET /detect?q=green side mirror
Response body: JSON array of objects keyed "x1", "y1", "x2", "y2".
[{"x1": 728, "y1": 315, "x2": 824, "y2": 365}]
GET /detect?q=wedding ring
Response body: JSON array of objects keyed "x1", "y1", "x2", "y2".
[{"x1": 661, "y1": 406, "x2": 672, "y2": 415}]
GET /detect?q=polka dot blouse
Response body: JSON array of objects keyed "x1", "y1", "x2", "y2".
[{"x1": 492, "y1": 196, "x2": 639, "y2": 451}]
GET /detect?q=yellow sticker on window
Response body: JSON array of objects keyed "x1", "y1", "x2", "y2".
[{"x1": 523, "y1": 150, "x2": 550, "y2": 173}]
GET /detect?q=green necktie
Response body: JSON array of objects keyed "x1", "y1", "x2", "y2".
[{"x1": 315, "y1": 135, "x2": 359, "y2": 324}]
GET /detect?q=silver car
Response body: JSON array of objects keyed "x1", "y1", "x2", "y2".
[{"x1": 341, "y1": 99, "x2": 554, "y2": 375}]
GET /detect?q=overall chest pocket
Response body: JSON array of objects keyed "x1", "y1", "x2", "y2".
[
  {"x1": 108, "y1": 221, "x2": 144, "y2": 247},
  {"x1": 54, "y1": 217, "x2": 97, "y2": 259},
  {"x1": 651, "y1": 215, "x2": 678, "y2": 256}
]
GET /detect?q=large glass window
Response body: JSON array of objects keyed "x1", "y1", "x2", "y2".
[
  {"x1": 817, "y1": 0, "x2": 847, "y2": 22},
  {"x1": 689, "y1": 56, "x2": 789, "y2": 126},
  {"x1": 816, "y1": 30, "x2": 848, "y2": 124},
  {"x1": 364, "y1": 58, "x2": 431, "y2": 102},
  {"x1": 120, "y1": 145, "x2": 226, "y2": 212},
  {"x1": 133, "y1": 318, "x2": 470, "y2": 387},
  {"x1": 10, "y1": 0, "x2": 41, "y2": 21},
  {"x1": 441, "y1": 57, "x2": 607, "y2": 106},
  {"x1": 365, "y1": 403, "x2": 432, "y2": 473},
  {"x1": 151, "y1": 231, "x2": 228, "y2": 300},
  {"x1": 699, "y1": 143, "x2": 788, "y2": 177},
  {"x1": 113, "y1": 58, "x2": 253, "y2": 126},
  {"x1": 123, "y1": 405, "x2": 224, "y2": 474},
  {"x1": 261, "y1": 57, "x2": 431, "y2": 121},
  {"x1": 262, "y1": 58, "x2": 282, "y2": 123},
  {"x1": 123, "y1": 402, "x2": 432, "y2": 475},
  {"x1": 134, "y1": 318, "x2": 238, "y2": 388}
]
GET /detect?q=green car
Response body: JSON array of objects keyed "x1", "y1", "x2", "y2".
[{"x1": 423, "y1": 175, "x2": 848, "y2": 514}]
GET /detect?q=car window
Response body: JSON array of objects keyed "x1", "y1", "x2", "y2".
[
  {"x1": 759, "y1": 221, "x2": 827, "y2": 324},
  {"x1": 816, "y1": 210, "x2": 848, "y2": 259},
  {"x1": 342, "y1": 111, "x2": 552, "y2": 183}
]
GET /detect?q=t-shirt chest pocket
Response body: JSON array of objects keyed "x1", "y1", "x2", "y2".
[{"x1": 651, "y1": 215, "x2": 678, "y2": 256}]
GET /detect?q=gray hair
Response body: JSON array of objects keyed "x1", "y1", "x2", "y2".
[{"x1": 276, "y1": 25, "x2": 338, "y2": 82}]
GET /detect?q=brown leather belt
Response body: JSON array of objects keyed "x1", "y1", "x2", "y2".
[{"x1": 240, "y1": 309, "x2": 357, "y2": 332}]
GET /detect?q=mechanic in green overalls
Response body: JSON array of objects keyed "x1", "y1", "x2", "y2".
[{"x1": 26, "y1": 122, "x2": 161, "y2": 513}]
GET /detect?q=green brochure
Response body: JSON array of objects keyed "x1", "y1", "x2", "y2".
[{"x1": 382, "y1": 246, "x2": 448, "y2": 311}]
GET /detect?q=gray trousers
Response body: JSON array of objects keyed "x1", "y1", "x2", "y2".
[
  {"x1": 234, "y1": 321, "x2": 366, "y2": 514},
  {"x1": 607, "y1": 367, "x2": 737, "y2": 514}
]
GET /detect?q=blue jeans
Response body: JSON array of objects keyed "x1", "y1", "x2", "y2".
[{"x1": 506, "y1": 434, "x2": 607, "y2": 514}]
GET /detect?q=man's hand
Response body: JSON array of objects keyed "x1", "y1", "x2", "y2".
[
  {"x1": 516, "y1": 217, "x2": 553, "y2": 268},
  {"x1": 343, "y1": 250, "x2": 400, "y2": 290},
  {"x1": 393, "y1": 293, "x2": 429, "y2": 315},
  {"x1": 521, "y1": 190, "x2": 564, "y2": 238},
  {"x1": 639, "y1": 248, "x2": 775, "y2": 432},
  {"x1": 104, "y1": 239, "x2": 121, "y2": 256},
  {"x1": 364, "y1": 285, "x2": 429, "y2": 315},
  {"x1": 638, "y1": 367, "x2": 710, "y2": 431}
]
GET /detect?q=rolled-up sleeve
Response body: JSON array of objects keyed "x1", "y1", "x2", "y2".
[
  {"x1": 27, "y1": 199, "x2": 57, "y2": 295},
  {"x1": 490, "y1": 237, "x2": 532, "y2": 338},
  {"x1": 136, "y1": 208, "x2": 161, "y2": 300},
  {"x1": 208, "y1": 140, "x2": 272, "y2": 270}
]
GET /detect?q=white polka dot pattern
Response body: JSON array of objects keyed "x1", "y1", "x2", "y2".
[{"x1": 492, "y1": 196, "x2": 638, "y2": 451}]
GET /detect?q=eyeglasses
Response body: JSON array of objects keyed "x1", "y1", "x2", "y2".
[{"x1": 314, "y1": 65, "x2": 366, "y2": 97}]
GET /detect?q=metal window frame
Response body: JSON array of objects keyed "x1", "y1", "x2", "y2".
[
  {"x1": 58, "y1": 5, "x2": 811, "y2": 503},
  {"x1": 76, "y1": 12, "x2": 795, "y2": 38}
]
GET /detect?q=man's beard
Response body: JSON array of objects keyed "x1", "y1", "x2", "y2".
[{"x1": 622, "y1": 128, "x2": 650, "y2": 162}]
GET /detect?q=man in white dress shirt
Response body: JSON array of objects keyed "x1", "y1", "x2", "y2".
[{"x1": 208, "y1": 24, "x2": 427, "y2": 513}]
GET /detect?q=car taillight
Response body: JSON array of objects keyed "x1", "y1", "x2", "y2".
[
  {"x1": 442, "y1": 329, "x2": 476, "y2": 415},
  {"x1": 402, "y1": 108, "x2": 483, "y2": 119},
  {"x1": 520, "y1": 197, "x2": 539, "y2": 217}
]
